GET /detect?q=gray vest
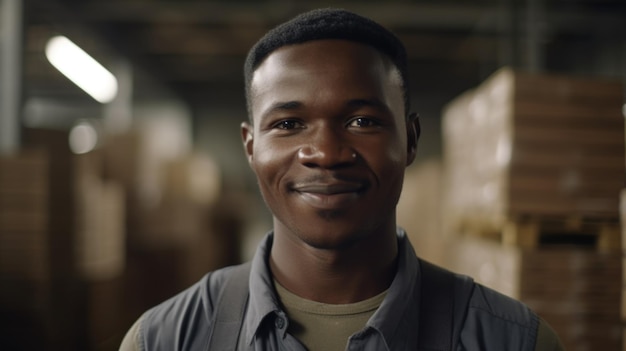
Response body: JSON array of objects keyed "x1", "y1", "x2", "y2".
[{"x1": 139, "y1": 260, "x2": 539, "y2": 350}]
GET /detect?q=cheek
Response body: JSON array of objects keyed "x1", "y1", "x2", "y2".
[
  {"x1": 373, "y1": 136, "x2": 407, "y2": 172},
  {"x1": 371, "y1": 139, "x2": 408, "y2": 195},
  {"x1": 382, "y1": 155, "x2": 407, "y2": 193},
  {"x1": 251, "y1": 141, "x2": 292, "y2": 189}
]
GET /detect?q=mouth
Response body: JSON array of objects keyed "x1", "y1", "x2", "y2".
[
  {"x1": 294, "y1": 182, "x2": 364, "y2": 194},
  {"x1": 291, "y1": 181, "x2": 367, "y2": 210}
]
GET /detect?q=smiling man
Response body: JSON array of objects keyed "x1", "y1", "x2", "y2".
[
  {"x1": 242, "y1": 38, "x2": 412, "y2": 303},
  {"x1": 120, "y1": 8, "x2": 562, "y2": 351}
]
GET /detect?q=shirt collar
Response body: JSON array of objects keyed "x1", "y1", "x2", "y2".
[{"x1": 242, "y1": 229, "x2": 421, "y2": 349}]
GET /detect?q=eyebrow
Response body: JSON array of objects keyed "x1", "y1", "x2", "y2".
[
  {"x1": 346, "y1": 98, "x2": 389, "y2": 111},
  {"x1": 259, "y1": 101, "x2": 303, "y2": 120}
]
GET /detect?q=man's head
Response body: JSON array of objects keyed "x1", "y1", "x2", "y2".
[
  {"x1": 244, "y1": 8, "x2": 411, "y2": 119},
  {"x1": 242, "y1": 9, "x2": 419, "y2": 250}
]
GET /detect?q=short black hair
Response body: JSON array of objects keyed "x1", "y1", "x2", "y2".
[{"x1": 244, "y1": 8, "x2": 411, "y2": 118}]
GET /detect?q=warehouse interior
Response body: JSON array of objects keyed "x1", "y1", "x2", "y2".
[{"x1": 1, "y1": 0, "x2": 625, "y2": 350}]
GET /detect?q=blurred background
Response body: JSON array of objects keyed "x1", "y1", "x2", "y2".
[{"x1": 0, "y1": 0, "x2": 625, "y2": 350}]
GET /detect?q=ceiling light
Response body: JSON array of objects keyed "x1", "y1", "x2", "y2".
[
  {"x1": 69, "y1": 121, "x2": 98, "y2": 154},
  {"x1": 45, "y1": 35, "x2": 118, "y2": 103}
]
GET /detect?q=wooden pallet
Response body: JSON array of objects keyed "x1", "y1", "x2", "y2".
[
  {"x1": 457, "y1": 214, "x2": 621, "y2": 252},
  {"x1": 502, "y1": 216, "x2": 621, "y2": 251}
]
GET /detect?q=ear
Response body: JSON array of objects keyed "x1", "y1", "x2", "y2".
[
  {"x1": 241, "y1": 121, "x2": 254, "y2": 164},
  {"x1": 405, "y1": 112, "x2": 420, "y2": 166}
]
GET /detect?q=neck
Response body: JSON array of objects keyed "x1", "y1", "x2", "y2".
[{"x1": 269, "y1": 226, "x2": 398, "y2": 304}]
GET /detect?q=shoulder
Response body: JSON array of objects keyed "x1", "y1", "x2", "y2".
[
  {"x1": 137, "y1": 264, "x2": 245, "y2": 351},
  {"x1": 119, "y1": 316, "x2": 143, "y2": 351},
  {"x1": 535, "y1": 318, "x2": 565, "y2": 351},
  {"x1": 460, "y1": 283, "x2": 540, "y2": 351},
  {"x1": 467, "y1": 283, "x2": 538, "y2": 327}
]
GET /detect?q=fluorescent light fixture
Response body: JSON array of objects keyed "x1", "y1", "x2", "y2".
[{"x1": 45, "y1": 35, "x2": 118, "y2": 103}]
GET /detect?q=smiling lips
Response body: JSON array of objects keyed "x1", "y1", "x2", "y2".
[{"x1": 293, "y1": 182, "x2": 366, "y2": 210}]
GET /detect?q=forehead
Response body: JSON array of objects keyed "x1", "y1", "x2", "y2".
[{"x1": 250, "y1": 40, "x2": 403, "y2": 118}]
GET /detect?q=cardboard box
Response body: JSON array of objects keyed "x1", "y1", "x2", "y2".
[{"x1": 443, "y1": 68, "x2": 624, "y2": 235}]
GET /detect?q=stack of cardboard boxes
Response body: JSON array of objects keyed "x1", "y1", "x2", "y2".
[
  {"x1": 0, "y1": 128, "x2": 127, "y2": 350},
  {"x1": 0, "y1": 150, "x2": 50, "y2": 349},
  {"x1": 100, "y1": 127, "x2": 240, "y2": 324},
  {"x1": 442, "y1": 68, "x2": 624, "y2": 350},
  {"x1": 0, "y1": 122, "x2": 238, "y2": 350}
]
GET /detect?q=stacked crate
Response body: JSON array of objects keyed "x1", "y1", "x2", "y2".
[
  {"x1": 100, "y1": 127, "x2": 241, "y2": 337},
  {"x1": 397, "y1": 160, "x2": 447, "y2": 265},
  {"x1": 73, "y1": 149, "x2": 128, "y2": 350},
  {"x1": 443, "y1": 67, "x2": 623, "y2": 236},
  {"x1": 0, "y1": 150, "x2": 50, "y2": 349},
  {"x1": 74, "y1": 150, "x2": 126, "y2": 281},
  {"x1": 443, "y1": 68, "x2": 624, "y2": 351},
  {"x1": 0, "y1": 128, "x2": 128, "y2": 350},
  {"x1": 447, "y1": 236, "x2": 622, "y2": 350}
]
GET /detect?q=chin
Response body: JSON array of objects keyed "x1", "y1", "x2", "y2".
[
  {"x1": 295, "y1": 222, "x2": 372, "y2": 251},
  {"x1": 301, "y1": 235, "x2": 361, "y2": 251}
]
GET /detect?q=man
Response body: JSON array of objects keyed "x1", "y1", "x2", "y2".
[{"x1": 120, "y1": 8, "x2": 563, "y2": 350}]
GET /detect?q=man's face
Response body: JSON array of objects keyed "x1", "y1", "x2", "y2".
[{"x1": 242, "y1": 39, "x2": 418, "y2": 250}]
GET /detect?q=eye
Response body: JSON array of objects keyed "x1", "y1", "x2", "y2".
[
  {"x1": 274, "y1": 120, "x2": 303, "y2": 130},
  {"x1": 348, "y1": 117, "x2": 379, "y2": 128}
]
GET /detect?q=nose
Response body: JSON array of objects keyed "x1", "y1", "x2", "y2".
[{"x1": 297, "y1": 127, "x2": 357, "y2": 169}]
